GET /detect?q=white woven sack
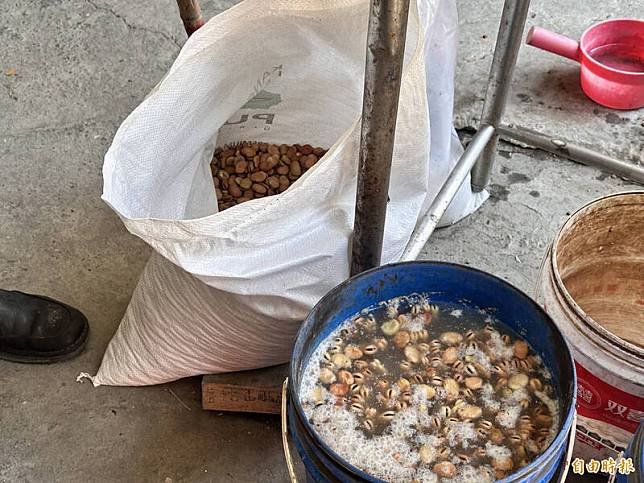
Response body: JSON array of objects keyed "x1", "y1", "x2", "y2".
[{"x1": 88, "y1": 0, "x2": 487, "y2": 386}]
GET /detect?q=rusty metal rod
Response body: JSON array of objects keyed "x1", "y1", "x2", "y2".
[
  {"x1": 350, "y1": 0, "x2": 411, "y2": 276},
  {"x1": 471, "y1": 0, "x2": 531, "y2": 192},
  {"x1": 498, "y1": 124, "x2": 644, "y2": 185},
  {"x1": 176, "y1": 0, "x2": 205, "y2": 36}
]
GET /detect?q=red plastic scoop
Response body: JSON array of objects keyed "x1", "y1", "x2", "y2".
[{"x1": 527, "y1": 18, "x2": 644, "y2": 110}]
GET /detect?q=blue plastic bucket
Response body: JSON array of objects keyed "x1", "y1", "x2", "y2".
[{"x1": 288, "y1": 261, "x2": 577, "y2": 482}]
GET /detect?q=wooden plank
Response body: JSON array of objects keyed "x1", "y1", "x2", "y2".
[{"x1": 201, "y1": 364, "x2": 289, "y2": 414}]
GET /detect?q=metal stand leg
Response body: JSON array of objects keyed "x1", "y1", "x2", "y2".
[
  {"x1": 360, "y1": 0, "x2": 640, "y2": 266},
  {"x1": 350, "y1": 0, "x2": 411, "y2": 276},
  {"x1": 176, "y1": 0, "x2": 205, "y2": 36},
  {"x1": 499, "y1": 124, "x2": 644, "y2": 184},
  {"x1": 470, "y1": 0, "x2": 531, "y2": 193},
  {"x1": 401, "y1": 125, "x2": 495, "y2": 261}
]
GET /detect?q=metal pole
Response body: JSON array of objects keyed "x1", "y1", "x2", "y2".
[
  {"x1": 470, "y1": 0, "x2": 531, "y2": 193},
  {"x1": 401, "y1": 125, "x2": 496, "y2": 261},
  {"x1": 498, "y1": 124, "x2": 644, "y2": 185},
  {"x1": 350, "y1": 0, "x2": 411, "y2": 276},
  {"x1": 176, "y1": 0, "x2": 205, "y2": 36}
]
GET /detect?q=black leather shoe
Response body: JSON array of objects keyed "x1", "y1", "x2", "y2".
[{"x1": 0, "y1": 290, "x2": 89, "y2": 363}]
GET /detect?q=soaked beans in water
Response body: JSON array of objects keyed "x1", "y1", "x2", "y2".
[{"x1": 300, "y1": 295, "x2": 560, "y2": 482}]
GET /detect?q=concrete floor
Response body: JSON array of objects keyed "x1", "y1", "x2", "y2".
[
  {"x1": 0, "y1": 0, "x2": 640, "y2": 482},
  {"x1": 456, "y1": 0, "x2": 644, "y2": 163}
]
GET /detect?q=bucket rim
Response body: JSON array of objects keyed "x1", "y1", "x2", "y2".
[
  {"x1": 580, "y1": 18, "x2": 644, "y2": 78},
  {"x1": 551, "y1": 190, "x2": 644, "y2": 360},
  {"x1": 289, "y1": 260, "x2": 577, "y2": 483}
]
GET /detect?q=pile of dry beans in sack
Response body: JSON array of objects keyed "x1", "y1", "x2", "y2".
[{"x1": 85, "y1": 0, "x2": 487, "y2": 386}]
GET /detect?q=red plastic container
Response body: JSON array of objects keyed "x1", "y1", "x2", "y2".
[{"x1": 527, "y1": 18, "x2": 644, "y2": 110}]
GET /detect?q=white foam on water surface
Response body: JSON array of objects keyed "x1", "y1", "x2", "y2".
[
  {"x1": 446, "y1": 422, "x2": 477, "y2": 449},
  {"x1": 463, "y1": 345, "x2": 492, "y2": 370},
  {"x1": 415, "y1": 467, "x2": 440, "y2": 482},
  {"x1": 535, "y1": 390, "x2": 561, "y2": 447},
  {"x1": 485, "y1": 441, "x2": 512, "y2": 460},
  {"x1": 308, "y1": 404, "x2": 419, "y2": 482},
  {"x1": 488, "y1": 332, "x2": 514, "y2": 360},
  {"x1": 480, "y1": 383, "x2": 501, "y2": 412},
  {"x1": 449, "y1": 464, "x2": 494, "y2": 483},
  {"x1": 405, "y1": 317, "x2": 425, "y2": 332},
  {"x1": 496, "y1": 404, "x2": 522, "y2": 429}
]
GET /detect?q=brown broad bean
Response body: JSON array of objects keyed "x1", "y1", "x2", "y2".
[
  {"x1": 286, "y1": 146, "x2": 298, "y2": 161},
  {"x1": 267, "y1": 176, "x2": 280, "y2": 189},
  {"x1": 301, "y1": 154, "x2": 318, "y2": 170},
  {"x1": 250, "y1": 171, "x2": 268, "y2": 183},
  {"x1": 290, "y1": 160, "x2": 302, "y2": 177},
  {"x1": 234, "y1": 159, "x2": 248, "y2": 174},
  {"x1": 240, "y1": 145, "x2": 256, "y2": 158},
  {"x1": 433, "y1": 461, "x2": 456, "y2": 478},
  {"x1": 393, "y1": 331, "x2": 411, "y2": 348},
  {"x1": 237, "y1": 178, "x2": 253, "y2": 190},
  {"x1": 211, "y1": 142, "x2": 327, "y2": 210},
  {"x1": 252, "y1": 183, "x2": 267, "y2": 194},
  {"x1": 229, "y1": 183, "x2": 242, "y2": 198},
  {"x1": 513, "y1": 340, "x2": 529, "y2": 359}
]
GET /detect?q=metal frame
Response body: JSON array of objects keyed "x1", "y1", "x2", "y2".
[
  {"x1": 401, "y1": 0, "x2": 533, "y2": 259},
  {"x1": 401, "y1": 125, "x2": 495, "y2": 261},
  {"x1": 498, "y1": 124, "x2": 644, "y2": 185},
  {"x1": 350, "y1": 0, "x2": 411, "y2": 276},
  {"x1": 470, "y1": 0, "x2": 532, "y2": 193},
  {"x1": 354, "y1": 0, "x2": 644, "y2": 270},
  {"x1": 356, "y1": 0, "x2": 532, "y2": 265}
]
